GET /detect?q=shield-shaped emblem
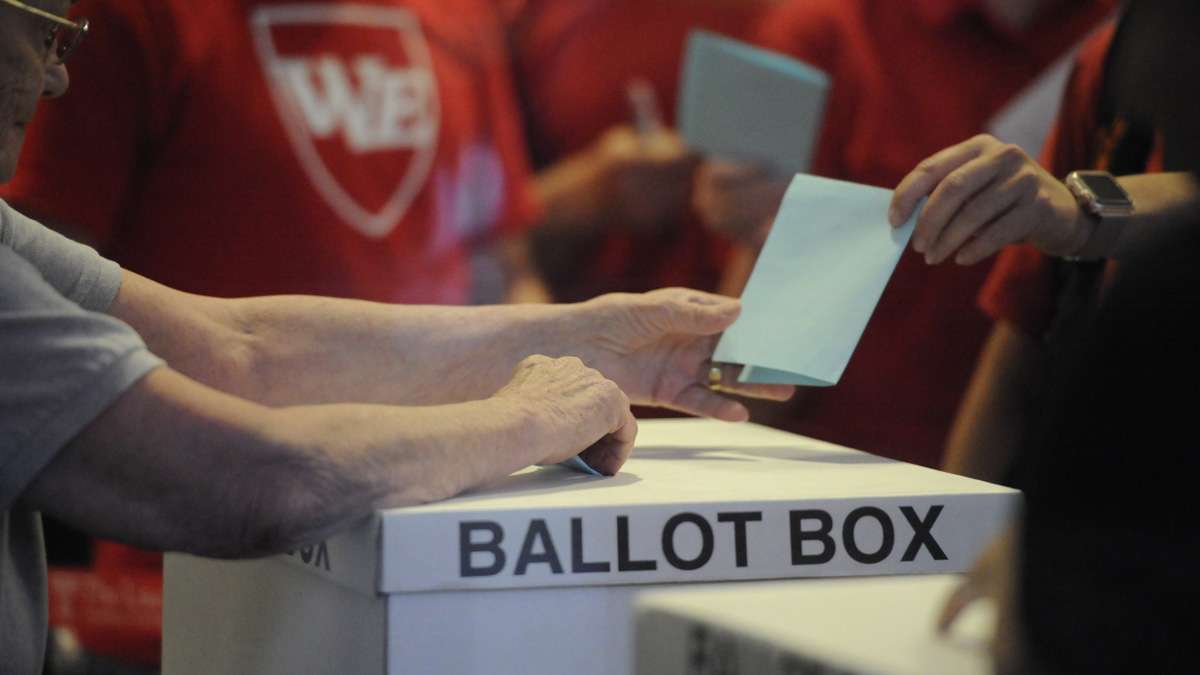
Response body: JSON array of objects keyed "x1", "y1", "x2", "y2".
[{"x1": 251, "y1": 4, "x2": 441, "y2": 238}]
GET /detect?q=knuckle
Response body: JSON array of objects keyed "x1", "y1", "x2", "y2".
[
  {"x1": 997, "y1": 143, "x2": 1025, "y2": 162},
  {"x1": 942, "y1": 172, "x2": 969, "y2": 195},
  {"x1": 1032, "y1": 189, "x2": 1055, "y2": 214},
  {"x1": 1015, "y1": 171, "x2": 1039, "y2": 194},
  {"x1": 608, "y1": 381, "x2": 627, "y2": 403},
  {"x1": 958, "y1": 200, "x2": 985, "y2": 226},
  {"x1": 974, "y1": 228, "x2": 1003, "y2": 251},
  {"x1": 601, "y1": 378, "x2": 622, "y2": 397}
]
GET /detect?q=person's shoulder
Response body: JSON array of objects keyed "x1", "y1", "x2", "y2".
[
  {"x1": 0, "y1": 198, "x2": 26, "y2": 249},
  {"x1": 0, "y1": 225, "x2": 56, "y2": 308}
]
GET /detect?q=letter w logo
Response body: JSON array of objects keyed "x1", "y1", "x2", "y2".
[
  {"x1": 251, "y1": 4, "x2": 441, "y2": 238},
  {"x1": 273, "y1": 55, "x2": 435, "y2": 153}
]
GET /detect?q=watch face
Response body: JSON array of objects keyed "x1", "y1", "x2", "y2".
[{"x1": 1078, "y1": 173, "x2": 1130, "y2": 203}]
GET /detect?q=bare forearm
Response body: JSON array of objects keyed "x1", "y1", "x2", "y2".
[
  {"x1": 533, "y1": 152, "x2": 608, "y2": 237},
  {"x1": 21, "y1": 368, "x2": 543, "y2": 558},
  {"x1": 110, "y1": 271, "x2": 573, "y2": 407},
  {"x1": 224, "y1": 296, "x2": 571, "y2": 406},
  {"x1": 943, "y1": 322, "x2": 1044, "y2": 482},
  {"x1": 1095, "y1": 172, "x2": 1200, "y2": 259}
]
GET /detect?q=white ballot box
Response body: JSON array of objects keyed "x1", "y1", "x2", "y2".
[
  {"x1": 635, "y1": 575, "x2": 994, "y2": 675},
  {"x1": 163, "y1": 419, "x2": 1016, "y2": 675}
]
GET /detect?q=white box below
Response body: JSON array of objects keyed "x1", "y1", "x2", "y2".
[
  {"x1": 164, "y1": 419, "x2": 1016, "y2": 675},
  {"x1": 636, "y1": 575, "x2": 995, "y2": 675}
]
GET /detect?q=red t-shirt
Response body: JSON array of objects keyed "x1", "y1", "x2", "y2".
[
  {"x1": 3, "y1": 0, "x2": 536, "y2": 304},
  {"x1": 4, "y1": 1, "x2": 536, "y2": 664},
  {"x1": 749, "y1": 0, "x2": 1116, "y2": 466},
  {"x1": 507, "y1": 0, "x2": 769, "y2": 300}
]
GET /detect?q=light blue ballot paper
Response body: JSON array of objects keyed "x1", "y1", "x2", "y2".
[
  {"x1": 712, "y1": 175, "x2": 920, "y2": 386},
  {"x1": 559, "y1": 456, "x2": 603, "y2": 477},
  {"x1": 678, "y1": 30, "x2": 829, "y2": 174}
]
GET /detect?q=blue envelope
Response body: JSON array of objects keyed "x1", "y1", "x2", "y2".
[
  {"x1": 678, "y1": 30, "x2": 830, "y2": 174},
  {"x1": 713, "y1": 175, "x2": 920, "y2": 386}
]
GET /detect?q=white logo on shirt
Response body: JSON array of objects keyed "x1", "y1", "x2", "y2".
[
  {"x1": 272, "y1": 55, "x2": 436, "y2": 153},
  {"x1": 251, "y1": 4, "x2": 441, "y2": 239}
]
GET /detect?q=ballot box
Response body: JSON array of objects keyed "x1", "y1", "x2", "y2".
[
  {"x1": 162, "y1": 419, "x2": 1016, "y2": 675},
  {"x1": 635, "y1": 575, "x2": 994, "y2": 675}
]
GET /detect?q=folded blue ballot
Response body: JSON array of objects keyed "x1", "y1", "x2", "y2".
[
  {"x1": 678, "y1": 30, "x2": 829, "y2": 174},
  {"x1": 713, "y1": 175, "x2": 920, "y2": 386},
  {"x1": 559, "y1": 456, "x2": 603, "y2": 477}
]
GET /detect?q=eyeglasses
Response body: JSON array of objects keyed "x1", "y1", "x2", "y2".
[{"x1": 1, "y1": 0, "x2": 89, "y2": 64}]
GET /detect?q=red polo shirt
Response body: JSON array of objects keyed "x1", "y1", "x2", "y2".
[
  {"x1": 751, "y1": 0, "x2": 1116, "y2": 466},
  {"x1": 507, "y1": 0, "x2": 770, "y2": 300}
]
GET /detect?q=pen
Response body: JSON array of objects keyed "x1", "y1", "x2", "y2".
[{"x1": 627, "y1": 77, "x2": 664, "y2": 142}]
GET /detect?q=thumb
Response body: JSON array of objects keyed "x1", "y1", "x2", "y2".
[{"x1": 645, "y1": 288, "x2": 741, "y2": 336}]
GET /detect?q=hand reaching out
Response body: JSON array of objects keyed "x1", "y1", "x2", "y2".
[{"x1": 890, "y1": 134, "x2": 1091, "y2": 265}]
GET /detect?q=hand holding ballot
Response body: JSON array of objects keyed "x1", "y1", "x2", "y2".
[
  {"x1": 534, "y1": 124, "x2": 697, "y2": 239},
  {"x1": 693, "y1": 160, "x2": 790, "y2": 246},
  {"x1": 567, "y1": 288, "x2": 795, "y2": 422},
  {"x1": 679, "y1": 31, "x2": 829, "y2": 176},
  {"x1": 678, "y1": 31, "x2": 829, "y2": 247},
  {"x1": 890, "y1": 134, "x2": 1090, "y2": 265}
]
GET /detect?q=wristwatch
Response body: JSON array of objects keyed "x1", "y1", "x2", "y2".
[
  {"x1": 1063, "y1": 170, "x2": 1135, "y2": 258},
  {"x1": 1065, "y1": 170, "x2": 1135, "y2": 218}
]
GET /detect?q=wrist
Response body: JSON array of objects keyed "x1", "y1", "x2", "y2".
[
  {"x1": 532, "y1": 303, "x2": 581, "y2": 360},
  {"x1": 454, "y1": 396, "x2": 556, "y2": 495}
]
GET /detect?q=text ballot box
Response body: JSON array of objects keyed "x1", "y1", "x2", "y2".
[
  {"x1": 163, "y1": 419, "x2": 1017, "y2": 675},
  {"x1": 635, "y1": 575, "x2": 994, "y2": 675}
]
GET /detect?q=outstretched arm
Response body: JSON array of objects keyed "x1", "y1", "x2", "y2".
[
  {"x1": 110, "y1": 273, "x2": 791, "y2": 417},
  {"x1": 889, "y1": 134, "x2": 1200, "y2": 265},
  {"x1": 21, "y1": 355, "x2": 635, "y2": 559},
  {"x1": 943, "y1": 321, "x2": 1045, "y2": 482}
]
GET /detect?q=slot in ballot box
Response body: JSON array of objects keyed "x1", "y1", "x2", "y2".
[
  {"x1": 635, "y1": 575, "x2": 994, "y2": 675},
  {"x1": 163, "y1": 419, "x2": 1017, "y2": 675}
]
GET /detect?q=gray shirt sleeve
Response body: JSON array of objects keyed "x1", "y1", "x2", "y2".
[
  {"x1": 0, "y1": 201, "x2": 164, "y2": 509},
  {"x1": 0, "y1": 199, "x2": 123, "y2": 312}
]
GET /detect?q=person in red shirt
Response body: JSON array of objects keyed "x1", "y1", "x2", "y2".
[
  {"x1": 505, "y1": 0, "x2": 771, "y2": 302},
  {"x1": 2, "y1": 0, "x2": 544, "y2": 306},
  {"x1": 899, "y1": 4, "x2": 1200, "y2": 671},
  {"x1": 923, "y1": 18, "x2": 1192, "y2": 484},
  {"x1": 1, "y1": 0, "x2": 547, "y2": 667},
  {"x1": 941, "y1": 26, "x2": 1124, "y2": 483},
  {"x1": 692, "y1": 0, "x2": 1116, "y2": 467}
]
